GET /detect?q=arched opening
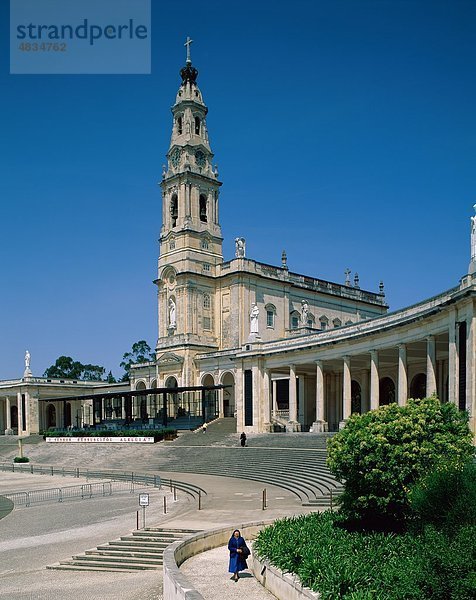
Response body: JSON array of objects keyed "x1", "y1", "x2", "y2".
[
  {"x1": 222, "y1": 372, "x2": 235, "y2": 417},
  {"x1": 410, "y1": 373, "x2": 427, "y2": 399},
  {"x1": 194, "y1": 116, "x2": 201, "y2": 135},
  {"x1": 170, "y1": 194, "x2": 178, "y2": 227},
  {"x1": 319, "y1": 315, "x2": 329, "y2": 331},
  {"x1": 166, "y1": 376, "x2": 179, "y2": 420},
  {"x1": 379, "y1": 377, "x2": 396, "y2": 406},
  {"x1": 135, "y1": 381, "x2": 147, "y2": 422},
  {"x1": 177, "y1": 116, "x2": 183, "y2": 135},
  {"x1": 202, "y1": 373, "x2": 217, "y2": 423},
  {"x1": 10, "y1": 405, "x2": 18, "y2": 429},
  {"x1": 65, "y1": 402, "x2": 72, "y2": 428},
  {"x1": 199, "y1": 194, "x2": 207, "y2": 222},
  {"x1": 290, "y1": 311, "x2": 300, "y2": 330},
  {"x1": 351, "y1": 380, "x2": 362, "y2": 414},
  {"x1": 46, "y1": 404, "x2": 56, "y2": 428}
]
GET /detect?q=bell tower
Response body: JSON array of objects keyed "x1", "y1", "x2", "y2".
[
  {"x1": 159, "y1": 38, "x2": 222, "y2": 272},
  {"x1": 155, "y1": 40, "x2": 222, "y2": 376}
]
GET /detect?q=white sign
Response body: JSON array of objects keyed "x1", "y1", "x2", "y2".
[
  {"x1": 139, "y1": 493, "x2": 149, "y2": 507},
  {"x1": 46, "y1": 436, "x2": 155, "y2": 443}
]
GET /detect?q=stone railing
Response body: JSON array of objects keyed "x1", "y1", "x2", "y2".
[{"x1": 163, "y1": 519, "x2": 319, "y2": 600}]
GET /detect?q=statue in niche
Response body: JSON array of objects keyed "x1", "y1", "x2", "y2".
[
  {"x1": 235, "y1": 237, "x2": 246, "y2": 258},
  {"x1": 168, "y1": 298, "x2": 176, "y2": 329},
  {"x1": 301, "y1": 300, "x2": 309, "y2": 326},
  {"x1": 250, "y1": 303, "x2": 259, "y2": 335}
]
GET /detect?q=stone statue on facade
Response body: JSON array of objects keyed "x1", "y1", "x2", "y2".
[
  {"x1": 24, "y1": 350, "x2": 32, "y2": 377},
  {"x1": 168, "y1": 298, "x2": 176, "y2": 330},
  {"x1": 471, "y1": 204, "x2": 476, "y2": 261},
  {"x1": 249, "y1": 303, "x2": 259, "y2": 335},
  {"x1": 301, "y1": 300, "x2": 309, "y2": 326},
  {"x1": 235, "y1": 237, "x2": 246, "y2": 258}
]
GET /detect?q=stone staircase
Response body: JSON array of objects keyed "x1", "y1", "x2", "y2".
[
  {"x1": 159, "y1": 418, "x2": 343, "y2": 507},
  {"x1": 48, "y1": 527, "x2": 199, "y2": 572}
]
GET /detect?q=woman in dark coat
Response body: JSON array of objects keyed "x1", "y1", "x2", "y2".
[{"x1": 228, "y1": 529, "x2": 248, "y2": 581}]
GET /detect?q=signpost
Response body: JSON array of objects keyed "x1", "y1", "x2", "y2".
[{"x1": 139, "y1": 493, "x2": 149, "y2": 529}]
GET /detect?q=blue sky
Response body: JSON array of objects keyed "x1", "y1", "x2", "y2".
[{"x1": 0, "y1": 0, "x2": 475, "y2": 380}]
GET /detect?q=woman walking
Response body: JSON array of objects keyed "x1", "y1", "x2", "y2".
[{"x1": 228, "y1": 529, "x2": 249, "y2": 581}]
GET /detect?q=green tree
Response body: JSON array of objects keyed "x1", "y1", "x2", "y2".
[
  {"x1": 44, "y1": 356, "x2": 107, "y2": 382},
  {"x1": 327, "y1": 396, "x2": 474, "y2": 528},
  {"x1": 120, "y1": 340, "x2": 155, "y2": 381}
]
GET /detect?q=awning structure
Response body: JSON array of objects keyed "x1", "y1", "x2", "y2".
[{"x1": 40, "y1": 385, "x2": 230, "y2": 429}]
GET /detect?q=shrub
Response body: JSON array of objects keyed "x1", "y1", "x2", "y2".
[
  {"x1": 409, "y1": 460, "x2": 476, "y2": 533},
  {"x1": 327, "y1": 396, "x2": 473, "y2": 528},
  {"x1": 253, "y1": 512, "x2": 476, "y2": 599},
  {"x1": 13, "y1": 456, "x2": 29, "y2": 463}
]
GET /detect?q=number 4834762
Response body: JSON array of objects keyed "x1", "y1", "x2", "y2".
[{"x1": 18, "y1": 42, "x2": 67, "y2": 52}]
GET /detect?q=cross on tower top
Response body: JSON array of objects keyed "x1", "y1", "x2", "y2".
[{"x1": 184, "y1": 36, "x2": 193, "y2": 65}]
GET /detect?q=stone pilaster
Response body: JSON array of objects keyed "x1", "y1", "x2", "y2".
[
  {"x1": 426, "y1": 335, "x2": 437, "y2": 397},
  {"x1": 370, "y1": 350, "x2": 379, "y2": 410},
  {"x1": 340, "y1": 356, "x2": 351, "y2": 428},
  {"x1": 310, "y1": 360, "x2": 327, "y2": 432},
  {"x1": 397, "y1": 344, "x2": 407, "y2": 406}
]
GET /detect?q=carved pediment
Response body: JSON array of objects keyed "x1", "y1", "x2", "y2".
[{"x1": 156, "y1": 352, "x2": 184, "y2": 366}]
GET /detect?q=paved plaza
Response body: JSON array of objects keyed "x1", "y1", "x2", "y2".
[{"x1": 0, "y1": 427, "x2": 327, "y2": 599}]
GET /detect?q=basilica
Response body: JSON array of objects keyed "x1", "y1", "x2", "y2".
[{"x1": 1, "y1": 48, "x2": 475, "y2": 438}]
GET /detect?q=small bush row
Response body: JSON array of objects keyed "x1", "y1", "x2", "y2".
[
  {"x1": 41, "y1": 429, "x2": 177, "y2": 442},
  {"x1": 13, "y1": 456, "x2": 30, "y2": 463}
]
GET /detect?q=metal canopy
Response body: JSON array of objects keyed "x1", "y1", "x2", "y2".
[{"x1": 39, "y1": 384, "x2": 228, "y2": 403}]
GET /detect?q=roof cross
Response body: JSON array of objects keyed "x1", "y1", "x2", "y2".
[{"x1": 184, "y1": 36, "x2": 193, "y2": 64}]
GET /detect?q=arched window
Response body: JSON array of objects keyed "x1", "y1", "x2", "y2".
[
  {"x1": 170, "y1": 194, "x2": 178, "y2": 227},
  {"x1": 177, "y1": 116, "x2": 183, "y2": 135},
  {"x1": 351, "y1": 380, "x2": 362, "y2": 414},
  {"x1": 265, "y1": 304, "x2": 276, "y2": 328},
  {"x1": 333, "y1": 318, "x2": 342, "y2": 328},
  {"x1": 319, "y1": 315, "x2": 329, "y2": 330},
  {"x1": 290, "y1": 311, "x2": 300, "y2": 330},
  {"x1": 410, "y1": 373, "x2": 426, "y2": 399},
  {"x1": 199, "y1": 194, "x2": 207, "y2": 222},
  {"x1": 195, "y1": 116, "x2": 201, "y2": 135},
  {"x1": 379, "y1": 377, "x2": 396, "y2": 406},
  {"x1": 203, "y1": 294, "x2": 211, "y2": 309}
]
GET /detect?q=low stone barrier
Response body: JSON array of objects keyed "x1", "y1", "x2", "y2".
[{"x1": 163, "y1": 519, "x2": 320, "y2": 600}]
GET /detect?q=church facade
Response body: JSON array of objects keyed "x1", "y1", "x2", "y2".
[
  {"x1": 1, "y1": 49, "x2": 475, "y2": 438},
  {"x1": 129, "y1": 51, "x2": 476, "y2": 437}
]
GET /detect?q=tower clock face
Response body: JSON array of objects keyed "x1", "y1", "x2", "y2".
[
  {"x1": 195, "y1": 150, "x2": 206, "y2": 167},
  {"x1": 170, "y1": 148, "x2": 181, "y2": 167}
]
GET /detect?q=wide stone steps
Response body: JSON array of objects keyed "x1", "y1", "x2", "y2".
[
  {"x1": 156, "y1": 444, "x2": 343, "y2": 505},
  {"x1": 48, "y1": 527, "x2": 199, "y2": 572}
]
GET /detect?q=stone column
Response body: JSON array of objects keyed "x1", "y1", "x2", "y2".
[
  {"x1": 298, "y1": 374, "x2": 305, "y2": 427},
  {"x1": 340, "y1": 356, "x2": 351, "y2": 428},
  {"x1": 310, "y1": 360, "x2": 327, "y2": 432},
  {"x1": 397, "y1": 344, "x2": 408, "y2": 406},
  {"x1": 262, "y1": 368, "x2": 272, "y2": 432},
  {"x1": 17, "y1": 392, "x2": 23, "y2": 433},
  {"x1": 370, "y1": 350, "x2": 379, "y2": 410},
  {"x1": 426, "y1": 335, "x2": 437, "y2": 397},
  {"x1": 5, "y1": 397, "x2": 11, "y2": 433},
  {"x1": 272, "y1": 379, "x2": 277, "y2": 415},
  {"x1": 361, "y1": 370, "x2": 369, "y2": 413},
  {"x1": 287, "y1": 364, "x2": 300, "y2": 431},
  {"x1": 466, "y1": 311, "x2": 476, "y2": 428},
  {"x1": 218, "y1": 388, "x2": 224, "y2": 419}
]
